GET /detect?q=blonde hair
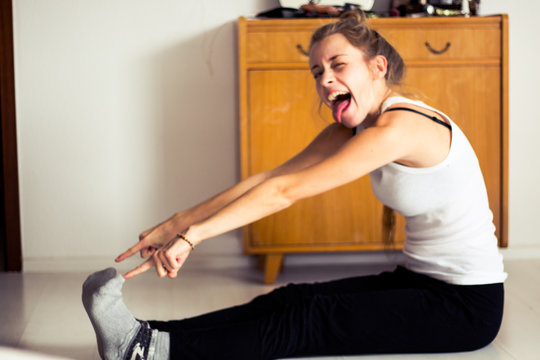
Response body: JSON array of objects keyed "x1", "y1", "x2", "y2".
[{"x1": 309, "y1": 11, "x2": 405, "y2": 88}]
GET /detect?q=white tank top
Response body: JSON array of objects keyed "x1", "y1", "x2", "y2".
[{"x1": 363, "y1": 96, "x2": 507, "y2": 285}]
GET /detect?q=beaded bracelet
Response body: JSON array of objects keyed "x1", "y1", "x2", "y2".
[{"x1": 176, "y1": 233, "x2": 195, "y2": 250}]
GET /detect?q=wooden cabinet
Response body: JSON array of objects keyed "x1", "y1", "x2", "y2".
[{"x1": 238, "y1": 15, "x2": 508, "y2": 283}]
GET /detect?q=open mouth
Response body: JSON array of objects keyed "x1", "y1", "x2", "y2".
[{"x1": 329, "y1": 91, "x2": 351, "y2": 123}]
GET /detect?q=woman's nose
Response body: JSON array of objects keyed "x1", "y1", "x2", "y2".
[{"x1": 320, "y1": 70, "x2": 334, "y2": 86}]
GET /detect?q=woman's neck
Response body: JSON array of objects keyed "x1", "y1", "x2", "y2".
[{"x1": 364, "y1": 87, "x2": 396, "y2": 128}]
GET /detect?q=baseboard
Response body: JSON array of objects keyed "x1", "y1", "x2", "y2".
[
  {"x1": 22, "y1": 246, "x2": 540, "y2": 273},
  {"x1": 22, "y1": 251, "x2": 404, "y2": 273}
]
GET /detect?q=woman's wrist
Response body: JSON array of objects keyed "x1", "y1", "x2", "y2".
[
  {"x1": 175, "y1": 233, "x2": 195, "y2": 250},
  {"x1": 181, "y1": 225, "x2": 203, "y2": 248}
]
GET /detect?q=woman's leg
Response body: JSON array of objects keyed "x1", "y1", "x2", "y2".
[
  {"x1": 148, "y1": 267, "x2": 402, "y2": 333},
  {"x1": 150, "y1": 267, "x2": 504, "y2": 360}
]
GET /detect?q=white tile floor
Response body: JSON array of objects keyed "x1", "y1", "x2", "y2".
[{"x1": 1, "y1": 258, "x2": 540, "y2": 360}]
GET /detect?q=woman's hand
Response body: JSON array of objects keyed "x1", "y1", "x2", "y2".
[
  {"x1": 117, "y1": 235, "x2": 193, "y2": 279},
  {"x1": 115, "y1": 212, "x2": 193, "y2": 279}
]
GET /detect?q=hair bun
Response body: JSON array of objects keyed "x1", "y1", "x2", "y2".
[{"x1": 338, "y1": 9, "x2": 367, "y2": 25}]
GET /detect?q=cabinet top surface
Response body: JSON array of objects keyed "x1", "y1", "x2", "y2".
[{"x1": 239, "y1": 15, "x2": 505, "y2": 28}]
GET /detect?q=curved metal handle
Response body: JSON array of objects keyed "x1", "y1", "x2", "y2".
[
  {"x1": 296, "y1": 44, "x2": 309, "y2": 57},
  {"x1": 424, "y1": 41, "x2": 451, "y2": 55}
]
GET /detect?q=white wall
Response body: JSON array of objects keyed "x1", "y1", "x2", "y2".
[
  {"x1": 13, "y1": 0, "x2": 280, "y2": 271},
  {"x1": 12, "y1": 0, "x2": 540, "y2": 272},
  {"x1": 480, "y1": 0, "x2": 540, "y2": 249}
]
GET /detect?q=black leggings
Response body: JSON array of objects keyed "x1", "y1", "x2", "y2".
[{"x1": 148, "y1": 266, "x2": 504, "y2": 360}]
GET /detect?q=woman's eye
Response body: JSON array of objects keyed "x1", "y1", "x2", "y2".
[
  {"x1": 313, "y1": 72, "x2": 322, "y2": 79},
  {"x1": 334, "y1": 62, "x2": 345, "y2": 69}
]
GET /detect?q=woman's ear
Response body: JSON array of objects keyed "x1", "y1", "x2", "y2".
[{"x1": 370, "y1": 55, "x2": 388, "y2": 80}]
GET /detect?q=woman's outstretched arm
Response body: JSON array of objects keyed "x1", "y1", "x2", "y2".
[
  {"x1": 115, "y1": 123, "x2": 354, "y2": 277},
  {"x1": 119, "y1": 113, "x2": 416, "y2": 279}
]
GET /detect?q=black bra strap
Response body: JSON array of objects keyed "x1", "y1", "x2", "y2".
[{"x1": 385, "y1": 107, "x2": 452, "y2": 131}]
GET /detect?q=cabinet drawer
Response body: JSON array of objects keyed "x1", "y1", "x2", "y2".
[
  {"x1": 246, "y1": 31, "x2": 312, "y2": 64},
  {"x1": 244, "y1": 20, "x2": 501, "y2": 64},
  {"x1": 379, "y1": 26, "x2": 501, "y2": 61}
]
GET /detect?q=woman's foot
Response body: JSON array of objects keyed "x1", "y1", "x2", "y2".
[{"x1": 82, "y1": 268, "x2": 169, "y2": 360}]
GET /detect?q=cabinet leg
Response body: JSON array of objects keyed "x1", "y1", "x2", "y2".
[{"x1": 263, "y1": 253, "x2": 284, "y2": 284}]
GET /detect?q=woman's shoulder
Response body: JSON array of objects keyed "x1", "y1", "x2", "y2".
[
  {"x1": 381, "y1": 95, "x2": 424, "y2": 112},
  {"x1": 382, "y1": 96, "x2": 453, "y2": 124},
  {"x1": 373, "y1": 95, "x2": 454, "y2": 168}
]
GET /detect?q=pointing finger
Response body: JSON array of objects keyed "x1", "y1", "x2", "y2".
[
  {"x1": 123, "y1": 258, "x2": 153, "y2": 279},
  {"x1": 115, "y1": 241, "x2": 146, "y2": 263}
]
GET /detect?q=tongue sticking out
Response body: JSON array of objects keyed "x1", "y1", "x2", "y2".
[{"x1": 332, "y1": 97, "x2": 351, "y2": 124}]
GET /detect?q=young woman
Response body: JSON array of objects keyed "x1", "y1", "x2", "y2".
[{"x1": 82, "y1": 12, "x2": 506, "y2": 360}]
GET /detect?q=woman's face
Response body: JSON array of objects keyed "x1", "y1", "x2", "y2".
[{"x1": 309, "y1": 33, "x2": 386, "y2": 128}]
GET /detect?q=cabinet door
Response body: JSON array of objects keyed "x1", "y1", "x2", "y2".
[
  {"x1": 394, "y1": 64, "x2": 502, "y2": 242},
  {"x1": 246, "y1": 69, "x2": 392, "y2": 250}
]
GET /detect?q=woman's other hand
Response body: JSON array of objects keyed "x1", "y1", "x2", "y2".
[
  {"x1": 114, "y1": 212, "x2": 193, "y2": 279},
  {"x1": 120, "y1": 235, "x2": 193, "y2": 279}
]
